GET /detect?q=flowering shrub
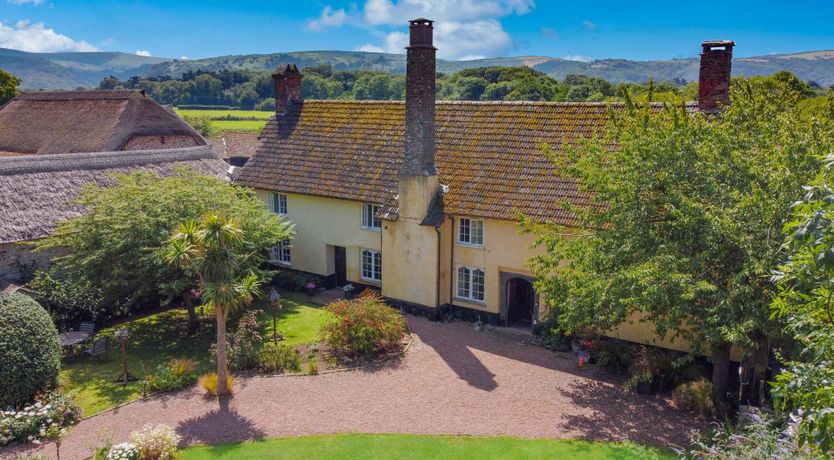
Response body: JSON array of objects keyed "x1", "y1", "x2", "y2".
[
  {"x1": 0, "y1": 392, "x2": 81, "y2": 446},
  {"x1": 130, "y1": 424, "x2": 180, "y2": 460},
  {"x1": 140, "y1": 359, "x2": 198, "y2": 395},
  {"x1": 210, "y1": 310, "x2": 263, "y2": 371},
  {"x1": 681, "y1": 410, "x2": 824, "y2": 459},
  {"x1": 106, "y1": 442, "x2": 140, "y2": 460},
  {"x1": 321, "y1": 291, "x2": 405, "y2": 356}
]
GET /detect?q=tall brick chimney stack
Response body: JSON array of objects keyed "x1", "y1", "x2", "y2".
[
  {"x1": 272, "y1": 63, "x2": 302, "y2": 114},
  {"x1": 401, "y1": 18, "x2": 437, "y2": 176},
  {"x1": 698, "y1": 40, "x2": 735, "y2": 112}
]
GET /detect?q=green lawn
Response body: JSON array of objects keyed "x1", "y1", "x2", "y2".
[
  {"x1": 60, "y1": 291, "x2": 330, "y2": 416},
  {"x1": 180, "y1": 434, "x2": 675, "y2": 460},
  {"x1": 210, "y1": 119, "x2": 267, "y2": 133}
]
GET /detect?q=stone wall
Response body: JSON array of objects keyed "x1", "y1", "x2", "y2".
[{"x1": 0, "y1": 241, "x2": 53, "y2": 281}]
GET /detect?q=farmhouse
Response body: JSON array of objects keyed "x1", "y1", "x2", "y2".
[
  {"x1": 237, "y1": 19, "x2": 734, "y2": 350},
  {"x1": 0, "y1": 90, "x2": 228, "y2": 281}
]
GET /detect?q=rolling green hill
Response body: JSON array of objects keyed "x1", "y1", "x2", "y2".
[{"x1": 3, "y1": 47, "x2": 834, "y2": 90}]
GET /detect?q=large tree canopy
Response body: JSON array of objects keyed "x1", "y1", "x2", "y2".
[
  {"x1": 38, "y1": 168, "x2": 293, "y2": 323},
  {"x1": 525, "y1": 80, "x2": 834, "y2": 401},
  {"x1": 0, "y1": 69, "x2": 20, "y2": 106}
]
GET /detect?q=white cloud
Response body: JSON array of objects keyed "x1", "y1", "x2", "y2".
[
  {"x1": 179, "y1": 55, "x2": 189, "y2": 60},
  {"x1": 135, "y1": 49, "x2": 151, "y2": 56},
  {"x1": 582, "y1": 19, "x2": 596, "y2": 32},
  {"x1": 563, "y1": 54, "x2": 591, "y2": 62},
  {"x1": 0, "y1": 20, "x2": 97, "y2": 52},
  {"x1": 311, "y1": 0, "x2": 533, "y2": 60},
  {"x1": 7, "y1": 0, "x2": 45, "y2": 5},
  {"x1": 306, "y1": 5, "x2": 352, "y2": 32},
  {"x1": 458, "y1": 54, "x2": 485, "y2": 61},
  {"x1": 362, "y1": 0, "x2": 533, "y2": 25}
]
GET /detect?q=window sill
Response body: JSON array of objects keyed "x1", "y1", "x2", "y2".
[
  {"x1": 454, "y1": 296, "x2": 486, "y2": 305},
  {"x1": 456, "y1": 242, "x2": 484, "y2": 249},
  {"x1": 360, "y1": 277, "x2": 382, "y2": 285},
  {"x1": 360, "y1": 226, "x2": 382, "y2": 232},
  {"x1": 270, "y1": 260, "x2": 292, "y2": 267}
]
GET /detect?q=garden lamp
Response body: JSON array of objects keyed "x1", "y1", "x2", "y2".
[{"x1": 269, "y1": 289, "x2": 284, "y2": 345}]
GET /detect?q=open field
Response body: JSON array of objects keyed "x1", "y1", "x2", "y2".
[{"x1": 174, "y1": 108, "x2": 272, "y2": 133}]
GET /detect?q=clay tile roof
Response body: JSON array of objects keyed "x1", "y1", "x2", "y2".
[
  {"x1": 236, "y1": 100, "x2": 691, "y2": 226},
  {"x1": 0, "y1": 90, "x2": 205, "y2": 156},
  {"x1": 0, "y1": 146, "x2": 229, "y2": 243}
]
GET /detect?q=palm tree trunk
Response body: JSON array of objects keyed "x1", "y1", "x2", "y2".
[
  {"x1": 216, "y1": 306, "x2": 229, "y2": 396},
  {"x1": 184, "y1": 289, "x2": 198, "y2": 333}
]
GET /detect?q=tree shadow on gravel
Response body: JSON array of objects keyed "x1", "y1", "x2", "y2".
[
  {"x1": 556, "y1": 379, "x2": 704, "y2": 448},
  {"x1": 176, "y1": 397, "x2": 265, "y2": 448}
]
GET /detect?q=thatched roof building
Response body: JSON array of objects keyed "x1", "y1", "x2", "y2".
[
  {"x1": 0, "y1": 146, "x2": 229, "y2": 244},
  {"x1": 0, "y1": 90, "x2": 205, "y2": 155}
]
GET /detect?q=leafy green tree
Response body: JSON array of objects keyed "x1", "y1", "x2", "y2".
[
  {"x1": 38, "y1": 169, "x2": 292, "y2": 329},
  {"x1": 167, "y1": 215, "x2": 265, "y2": 396},
  {"x1": 525, "y1": 79, "x2": 832, "y2": 404},
  {"x1": 772, "y1": 154, "x2": 834, "y2": 453},
  {"x1": 0, "y1": 69, "x2": 20, "y2": 106}
]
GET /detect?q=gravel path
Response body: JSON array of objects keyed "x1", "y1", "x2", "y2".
[{"x1": 4, "y1": 317, "x2": 703, "y2": 460}]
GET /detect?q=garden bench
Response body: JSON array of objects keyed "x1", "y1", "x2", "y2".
[{"x1": 84, "y1": 336, "x2": 109, "y2": 360}]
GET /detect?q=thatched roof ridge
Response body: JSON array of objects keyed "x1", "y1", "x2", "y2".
[
  {"x1": 0, "y1": 146, "x2": 229, "y2": 244},
  {"x1": 0, "y1": 90, "x2": 205, "y2": 155}
]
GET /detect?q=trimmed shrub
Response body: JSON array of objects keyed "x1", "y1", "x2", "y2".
[
  {"x1": 259, "y1": 343, "x2": 301, "y2": 374},
  {"x1": 672, "y1": 379, "x2": 716, "y2": 417},
  {"x1": 130, "y1": 424, "x2": 180, "y2": 460},
  {"x1": 320, "y1": 291, "x2": 405, "y2": 356},
  {"x1": 0, "y1": 293, "x2": 61, "y2": 409},
  {"x1": 198, "y1": 372, "x2": 234, "y2": 397}
]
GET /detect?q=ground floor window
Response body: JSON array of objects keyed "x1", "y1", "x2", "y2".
[
  {"x1": 361, "y1": 248, "x2": 382, "y2": 281},
  {"x1": 456, "y1": 265, "x2": 485, "y2": 302},
  {"x1": 272, "y1": 239, "x2": 291, "y2": 265}
]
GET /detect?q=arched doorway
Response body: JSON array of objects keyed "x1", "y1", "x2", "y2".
[{"x1": 506, "y1": 278, "x2": 535, "y2": 328}]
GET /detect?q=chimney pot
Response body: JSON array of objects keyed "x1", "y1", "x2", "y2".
[
  {"x1": 272, "y1": 63, "x2": 303, "y2": 114},
  {"x1": 698, "y1": 40, "x2": 734, "y2": 112}
]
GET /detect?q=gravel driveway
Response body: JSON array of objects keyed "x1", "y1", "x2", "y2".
[{"x1": 4, "y1": 316, "x2": 703, "y2": 460}]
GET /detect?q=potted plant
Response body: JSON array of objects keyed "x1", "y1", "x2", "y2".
[
  {"x1": 625, "y1": 345, "x2": 667, "y2": 394},
  {"x1": 343, "y1": 284, "x2": 356, "y2": 300},
  {"x1": 305, "y1": 282, "x2": 317, "y2": 296}
]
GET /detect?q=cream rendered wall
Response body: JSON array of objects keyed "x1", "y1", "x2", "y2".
[
  {"x1": 254, "y1": 189, "x2": 382, "y2": 286},
  {"x1": 449, "y1": 217, "x2": 543, "y2": 315},
  {"x1": 381, "y1": 175, "x2": 440, "y2": 307}
]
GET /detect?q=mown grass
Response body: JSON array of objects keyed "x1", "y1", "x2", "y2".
[
  {"x1": 174, "y1": 108, "x2": 271, "y2": 133},
  {"x1": 180, "y1": 434, "x2": 676, "y2": 460},
  {"x1": 210, "y1": 119, "x2": 267, "y2": 133},
  {"x1": 60, "y1": 291, "x2": 331, "y2": 416}
]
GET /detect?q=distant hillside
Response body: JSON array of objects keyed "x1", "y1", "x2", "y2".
[{"x1": 4, "y1": 47, "x2": 834, "y2": 90}]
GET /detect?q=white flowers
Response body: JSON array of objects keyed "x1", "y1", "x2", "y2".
[
  {"x1": 130, "y1": 424, "x2": 181, "y2": 460},
  {"x1": 106, "y1": 442, "x2": 140, "y2": 460}
]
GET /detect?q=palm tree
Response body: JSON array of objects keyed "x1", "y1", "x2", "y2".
[{"x1": 166, "y1": 214, "x2": 263, "y2": 396}]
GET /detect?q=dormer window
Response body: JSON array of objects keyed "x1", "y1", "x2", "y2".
[
  {"x1": 361, "y1": 203, "x2": 381, "y2": 230},
  {"x1": 458, "y1": 218, "x2": 484, "y2": 246},
  {"x1": 270, "y1": 192, "x2": 288, "y2": 215}
]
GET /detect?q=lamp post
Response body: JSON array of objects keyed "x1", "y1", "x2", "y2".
[
  {"x1": 113, "y1": 328, "x2": 136, "y2": 386},
  {"x1": 269, "y1": 289, "x2": 284, "y2": 346}
]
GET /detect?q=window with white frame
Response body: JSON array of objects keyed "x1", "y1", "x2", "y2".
[
  {"x1": 271, "y1": 239, "x2": 291, "y2": 265},
  {"x1": 456, "y1": 265, "x2": 485, "y2": 302},
  {"x1": 270, "y1": 192, "x2": 288, "y2": 215},
  {"x1": 458, "y1": 218, "x2": 484, "y2": 246},
  {"x1": 361, "y1": 249, "x2": 382, "y2": 281},
  {"x1": 361, "y1": 204, "x2": 381, "y2": 230}
]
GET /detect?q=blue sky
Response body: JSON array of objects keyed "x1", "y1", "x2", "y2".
[{"x1": 1, "y1": 0, "x2": 833, "y2": 61}]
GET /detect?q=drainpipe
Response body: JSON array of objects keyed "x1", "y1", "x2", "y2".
[
  {"x1": 434, "y1": 223, "x2": 442, "y2": 313},
  {"x1": 449, "y1": 215, "x2": 455, "y2": 318}
]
